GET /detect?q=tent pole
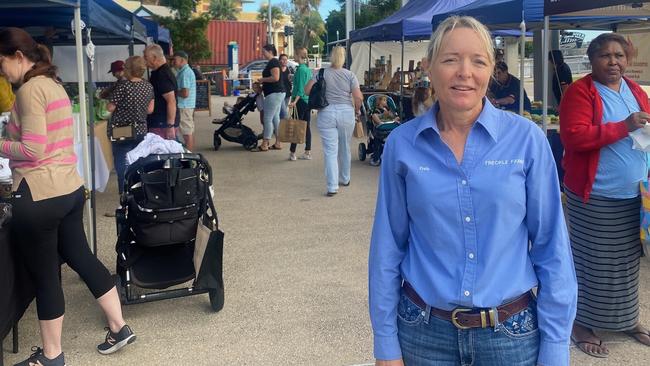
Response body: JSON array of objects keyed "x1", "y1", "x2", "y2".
[
  {"x1": 368, "y1": 42, "x2": 372, "y2": 88},
  {"x1": 86, "y1": 49, "x2": 98, "y2": 256},
  {"x1": 74, "y1": 6, "x2": 95, "y2": 254},
  {"x1": 400, "y1": 35, "x2": 405, "y2": 119},
  {"x1": 542, "y1": 16, "x2": 549, "y2": 134},
  {"x1": 519, "y1": 19, "x2": 526, "y2": 116},
  {"x1": 129, "y1": 17, "x2": 135, "y2": 56}
]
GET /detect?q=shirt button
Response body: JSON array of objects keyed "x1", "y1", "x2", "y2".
[
  {"x1": 464, "y1": 290, "x2": 470, "y2": 297},
  {"x1": 461, "y1": 180, "x2": 467, "y2": 185},
  {"x1": 465, "y1": 216, "x2": 471, "y2": 222},
  {"x1": 468, "y1": 253, "x2": 475, "y2": 259}
]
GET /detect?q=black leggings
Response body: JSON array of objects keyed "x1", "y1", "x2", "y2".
[
  {"x1": 11, "y1": 181, "x2": 114, "y2": 320},
  {"x1": 290, "y1": 99, "x2": 312, "y2": 153}
]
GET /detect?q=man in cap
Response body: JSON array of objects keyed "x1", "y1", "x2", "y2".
[
  {"x1": 144, "y1": 44, "x2": 178, "y2": 140},
  {"x1": 99, "y1": 60, "x2": 126, "y2": 99},
  {"x1": 172, "y1": 50, "x2": 196, "y2": 150}
]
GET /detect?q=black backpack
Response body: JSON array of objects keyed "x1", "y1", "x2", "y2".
[{"x1": 308, "y1": 68, "x2": 328, "y2": 110}]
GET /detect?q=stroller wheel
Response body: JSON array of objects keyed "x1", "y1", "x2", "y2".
[
  {"x1": 243, "y1": 136, "x2": 258, "y2": 150},
  {"x1": 208, "y1": 288, "x2": 225, "y2": 312},
  {"x1": 358, "y1": 143, "x2": 367, "y2": 161},
  {"x1": 213, "y1": 133, "x2": 222, "y2": 151}
]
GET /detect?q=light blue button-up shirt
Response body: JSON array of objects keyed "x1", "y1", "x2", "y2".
[
  {"x1": 176, "y1": 64, "x2": 196, "y2": 109},
  {"x1": 369, "y1": 100, "x2": 577, "y2": 366}
]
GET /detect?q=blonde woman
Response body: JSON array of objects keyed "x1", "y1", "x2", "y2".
[
  {"x1": 106, "y1": 55, "x2": 154, "y2": 196},
  {"x1": 369, "y1": 16, "x2": 577, "y2": 366},
  {"x1": 305, "y1": 46, "x2": 363, "y2": 196},
  {"x1": 287, "y1": 47, "x2": 312, "y2": 161}
]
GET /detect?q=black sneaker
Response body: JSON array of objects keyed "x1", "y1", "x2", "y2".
[
  {"x1": 97, "y1": 325, "x2": 136, "y2": 355},
  {"x1": 14, "y1": 347, "x2": 65, "y2": 366}
]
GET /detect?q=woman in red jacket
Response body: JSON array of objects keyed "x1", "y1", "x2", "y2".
[{"x1": 560, "y1": 33, "x2": 650, "y2": 358}]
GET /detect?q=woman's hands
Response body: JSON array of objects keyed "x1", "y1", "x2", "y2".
[{"x1": 624, "y1": 111, "x2": 650, "y2": 132}]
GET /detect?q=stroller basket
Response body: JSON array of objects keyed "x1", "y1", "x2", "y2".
[{"x1": 123, "y1": 154, "x2": 209, "y2": 247}]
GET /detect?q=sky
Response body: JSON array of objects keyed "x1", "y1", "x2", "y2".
[{"x1": 244, "y1": 0, "x2": 339, "y2": 16}]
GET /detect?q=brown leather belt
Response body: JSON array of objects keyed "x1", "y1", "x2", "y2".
[{"x1": 403, "y1": 282, "x2": 531, "y2": 329}]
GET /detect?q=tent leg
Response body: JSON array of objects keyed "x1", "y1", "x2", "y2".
[
  {"x1": 74, "y1": 7, "x2": 94, "y2": 254},
  {"x1": 519, "y1": 20, "x2": 526, "y2": 116},
  {"x1": 86, "y1": 55, "x2": 98, "y2": 256},
  {"x1": 368, "y1": 42, "x2": 372, "y2": 87},
  {"x1": 400, "y1": 36, "x2": 404, "y2": 120},
  {"x1": 542, "y1": 16, "x2": 549, "y2": 134}
]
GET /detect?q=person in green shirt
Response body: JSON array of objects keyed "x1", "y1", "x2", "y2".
[
  {"x1": 287, "y1": 47, "x2": 312, "y2": 161},
  {"x1": 0, "y1": 75, "x2": 15, "y2": 112}
]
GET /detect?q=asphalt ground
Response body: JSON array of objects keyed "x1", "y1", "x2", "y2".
[{"x1": 3, "y1": 96, "x2": 649, "y2": 366}]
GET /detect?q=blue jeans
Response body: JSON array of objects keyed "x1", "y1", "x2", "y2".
[
  {"x1": 112, "y1": 140, "x2": 139, "y2": 194},
  {"x1": 397, "y1": 293, "x2": 539, "y2": 366},
  {"x1": 279, "y1": 96, "x2": 290, "y2": 119},
  {"x1": 316, "y1": 104, "x2": 355, "y2": 192},
  {"x1": 263, "y1": 92, "x2": 285, "y2": 140}
]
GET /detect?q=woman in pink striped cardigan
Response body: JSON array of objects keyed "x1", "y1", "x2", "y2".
[{"x1": 0, "y1": 27, "x2": 135, "y2": 366}]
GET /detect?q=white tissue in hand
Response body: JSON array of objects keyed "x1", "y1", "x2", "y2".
[{"x1": 630, "y1": 128, "x2": 650, "y2": 151}]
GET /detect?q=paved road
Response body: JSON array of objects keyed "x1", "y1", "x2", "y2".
[{"x1": 3, "y1": 96, "x2": 649, "y2": 365}]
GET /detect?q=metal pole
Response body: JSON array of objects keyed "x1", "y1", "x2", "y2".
[
  {"x1": 129, "y1": 17, "x2": 135, "y2": 56},
  {"x1": 345, "y1": 0, "x2": 354, "y2": 39},
  {"x1": 542, "y1": 16, "x2": 549, "y2": 134},
  {"x1": 74, "y1": 7, "x2": 95, "y2": 254},
  {"x1": 267, "y1": 0, "x2": 273, "y2": 44},
  {"x1": 86, "y1": 54, "x2": 98, "y2": 255},
  {"x1": 519, "y1": 19, "x2": 526, "y2": 116},
  {"x1": 368, "y1": 42, "x2": 372, "y2": 87}
]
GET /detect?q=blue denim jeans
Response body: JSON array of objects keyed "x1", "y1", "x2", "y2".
[
  {"x1": 262, "y1": 92, "x2": 285, "y2": 139},
  {"x1": 279, "y1": 96, "x2": 290, "y2": 119},
  {"x1": 397, "y1": 293, "x2": 539, "y2": 366},
  {"x1": 112, "y1": 140, "x2": 139, "y2": 194},
  {"x1": 316, "y1": 104, "x2": 355, "y2": 192}
]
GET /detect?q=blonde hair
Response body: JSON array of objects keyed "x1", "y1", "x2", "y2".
[
  {"x1": 427, "y1": 16, "x2": 495, "y2": 67},
  {"x1": 330, "y1": 46, "x2": 346, "y2": 68},
  {"x1": 124, "y1": 56, "x2": 146, "y2": 79},
  {"x1": 377, "y1": 95, "x2": 388, "y2": 104},
  {"x1": 295, "y1": 47, "x2": 309, "y2": 64},
  {"x1": 144, "y1": 44, "x2": 165, "y2": 60}
]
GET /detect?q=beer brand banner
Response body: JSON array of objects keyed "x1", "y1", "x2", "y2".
[
  {"x1": 544, "y1": 0, "x2": 640, "y2": 16},
  {"x1": 620, "y1": 31, "x2": 650, "y2": 85}
]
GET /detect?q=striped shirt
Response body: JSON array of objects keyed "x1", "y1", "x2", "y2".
[{"x1": 0, "y1": 76, "x2": 83, "y2": 201}]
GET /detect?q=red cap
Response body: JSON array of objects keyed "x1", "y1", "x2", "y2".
[{"x1": 108, "y1": 60, "x2": 125, "y2": 74}]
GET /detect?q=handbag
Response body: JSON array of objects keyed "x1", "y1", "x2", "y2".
[
  {"x1": 640, "y1": 181, "x2": 650, "y2": 257},
  {"x1": 308, "y1": 68, "x2": 328, "y2": 110},
  {"x1": 353, "y1": 119, "x2": 365, "y2": 138},
  {"x1": 278, "y1": 107, "x2": 308, "y2": 144},
  {"x1": 193, "y1": 191, "x2": 224, "y2": 311},
  {"x1": 108, "y1": 121, "x2": 147, "y2": 143}
]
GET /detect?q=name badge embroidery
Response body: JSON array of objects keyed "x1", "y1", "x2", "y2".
[{"x1": 484, "y1": 159, "x2": 524, "y2": 166}]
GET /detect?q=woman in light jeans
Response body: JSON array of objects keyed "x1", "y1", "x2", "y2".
[
  {"x1": 305, "y1": 46, "x2": 363, "y2": 196},
  {"x1": 256, "y1": 44, "x2": 285, "y2": 151}
]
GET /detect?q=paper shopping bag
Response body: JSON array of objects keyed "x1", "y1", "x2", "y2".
[
  {"x1": 353, "y1": 120, "x2": 365, "y2": 138},
  {"x1": 278, "y1": 107, "x2": 307, "y2": 144}
]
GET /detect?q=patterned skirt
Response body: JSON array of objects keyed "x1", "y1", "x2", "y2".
[{"x1": 565, "y1": 189, "x2": 642, "y2": 331}]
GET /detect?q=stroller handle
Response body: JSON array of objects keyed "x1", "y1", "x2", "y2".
[{"x1": 123, "y1": 153, "x2": 213, "y2": 192}]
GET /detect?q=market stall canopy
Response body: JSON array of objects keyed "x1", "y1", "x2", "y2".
[
  {"x1": 350, "y1": 0, "x2": 477, "y2": 42},
  {"x1": 544, "y1": 0, "x2": 650, "y2": 16},
  {"x1": 0, "y1": 0, "x2": 147, "y2": 44},
  {"x1": 431, "y1": 0, "x2": 650, "y2": 31},
  {"x1": 138, "y1": 16, "x2": 171, "y2": 44}
]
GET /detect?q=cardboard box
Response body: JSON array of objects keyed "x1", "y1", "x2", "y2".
[{"x1": 94, "y1": 120, "x2": 114, "y2": 171}]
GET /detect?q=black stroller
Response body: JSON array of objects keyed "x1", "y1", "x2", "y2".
[
  {"x1": 211, "y1": 93, "x2": 260, "y2": 151},
  {"x1": 114, "y1": 153, "x2": 224, "y2": 311}
]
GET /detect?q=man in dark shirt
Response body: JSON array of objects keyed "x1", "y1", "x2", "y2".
[
  {"x1": 143, "y1": 44, "x2": 178, "y2": 140},
  {"x1": 549, "y1": 50, "x2": 573, "y2": 106}
]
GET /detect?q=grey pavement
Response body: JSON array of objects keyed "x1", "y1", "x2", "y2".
[{"x1": 3, "y1": 96, "x2": 650, "y2": 366}]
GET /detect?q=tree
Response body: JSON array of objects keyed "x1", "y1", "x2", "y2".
[
  {"x1": 257, "y1": 4, "x2": 284, "y2": 27},
  {"x1": 209, "y1": 0, "x2": 240, "y2": 21},
  {"x1": 156, "y1": 0, "x2": 211, "y2": 61},
  {"x1": 355, "y1": 0, "x2": 400, "y2": 29},
  {"x1": 293, "y1": 11, "x2": 326, "y2": 50}
]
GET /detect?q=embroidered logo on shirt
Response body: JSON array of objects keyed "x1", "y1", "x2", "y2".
[
  {"x1": 484, "y1": 159, "x2": 524, "y2": 166},
  {"x1": 418, "y1": 166, "x2": 430, "y2": 172}
]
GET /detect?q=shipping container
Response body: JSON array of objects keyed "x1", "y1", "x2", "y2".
[{"x1": 197, "y1": 20, "x2": 266, "y2": 67}]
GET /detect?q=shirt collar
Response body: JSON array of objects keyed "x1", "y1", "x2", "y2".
[{"x1": 412, "y1": 97, "x2": 501, "y2": 145}]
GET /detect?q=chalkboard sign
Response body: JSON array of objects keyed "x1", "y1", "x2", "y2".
[{"x1": 195, "y1": 80, "x2": 211, "y2": 115}]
